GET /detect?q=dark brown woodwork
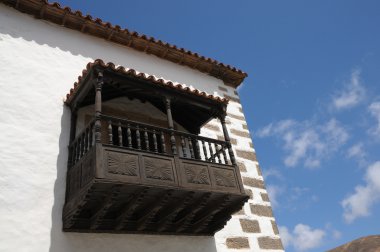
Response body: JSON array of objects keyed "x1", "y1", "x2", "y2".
[
  {"x1": 63, "y1": 137, "x2": 248, "y2": 235},
  {"x1": 95, "y1": 72, "x2": 103, "y2": 143},
  {"x1": 152, "y1": 130, "x2": 158, "y2": 153},
  {"x1": 63, "y1": 64, "x2": 248, "y2": 235},
  {"x1": 220, "y1": 114, "x2": 236, "y2": 165}
]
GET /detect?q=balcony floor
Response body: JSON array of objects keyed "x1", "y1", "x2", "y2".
[
  {"x1": 63, "y1": 180, "x2": 247, "y2": 235},
  {"x1": 64, "y1": 142, "x2": 248, "y2": 235}
]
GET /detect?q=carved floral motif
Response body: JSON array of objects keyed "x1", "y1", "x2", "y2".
[
  {"x1": 107, "y1": 152, "x2": 138, "y2": 176},
  {"x1": 184, "y1": 165, "x2": 210, "y2": 185},
  {"x1": 144, "y1": 157, "x2": 174, "y2": 181},
  {"x1": 213, "y1": 168, "x2": 236, "y2": 188}
]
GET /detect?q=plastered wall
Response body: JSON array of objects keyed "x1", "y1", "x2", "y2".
[{"x1": 0, "y1": 4, "x2": 283, "y2": 252}]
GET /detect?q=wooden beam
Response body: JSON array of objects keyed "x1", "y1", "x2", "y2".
[
  {"x1": 156, "y1": 192, "x2": 195, "y2": 232},
  {"x1": 115, "y1": 188, "x2": 148, "y2": 230},
  {"x1": 136, "y1": 190, "x2": 173, "y2": 231},
  {"x1": 89, "y1": 185, "x2": 121, "y2": 229},
  {"x1": 175, "y1": 192, "x2": 211, "y2": 232},
  {"x1": 192, "y1": 195, "x2": 231, "y2": 233}
]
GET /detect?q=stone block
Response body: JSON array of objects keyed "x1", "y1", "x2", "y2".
[
  {"x1": 235, "y1": 150, "x2": 256, "y2": 161},
  {"x1": 261, "y1": 193, "x2": 270, "y2": 202},
  {"x1": 226, "y1": 237, "x2": 250, "y2": 249},
  {"x1": 231, "y1": 129, "x2": 251, "y2": 139},
  {"x1": 250, "y1": 204, "x2": 273, "y2": 217},
  {"x1": 240, "y1": 219, "x2": 261, "y2": 233},
  {"x1": 258, "y1": 237, "x2": 284, "y2": 250},
  {"x1": 243, "y1": 177, "x2": 265, "y2": 189},
  {"x1": 271, "y1": 220, "x2": 279, "y2": 235}
]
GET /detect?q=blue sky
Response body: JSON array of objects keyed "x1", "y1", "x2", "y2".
[{"x1": 56, "y1": 1, "x2": 380, "y2": 251}]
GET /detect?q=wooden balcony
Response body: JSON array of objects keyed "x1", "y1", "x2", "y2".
[
  {"x1": 62, "y1": 62, "x2": 248, "y2": 235},
  {"x1": 63, "y1": 115, "x2": 248, "y2": 235}
]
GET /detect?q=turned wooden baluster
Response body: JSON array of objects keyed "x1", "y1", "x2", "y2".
[
  {"x1": 208, "y1": 141, "x2": 215, "y2": 163},
  {"x1": 153, "y1": 130, "x2": 158, "y2": 153},
  {"x1": 79, "y1": 135, "x2": 84, "y2": 158},
  {"x1": 222, "y1": 145, "x2": 228, "y2": 164},
  {"x1": 127, "y1": 124, "x2": 132, "y2": 148},
  {"x1": 216, "y1": 143, "x2": 222, "y2": 164},
  {"x1": 82, "y1": 133, "x2": 86, "y2": 155},
  {"x1": 144, "y1": 128, "x2": 149, "y2": 151},
  {"x1": 188, "y1": 137, "x2": 195, "y2": 159},
  {"x1": 75, "y1": 138, "x2": 80, "y2": 162},
  {"x1": 108, "y1": 120, "x2": 113, "y2": 145},
  {"x1": 201, "y1": 140, "x2": 208, "y2": 161},
  {"x1": 181, "y1": 136, "x2": 187, "y2": 158},
  {"x1": 72, "y1": 144, "x2": 77, "y2": 165},
  {"x1": 86, "y1": 128, "x2": 91, "y2": 150},
  {"x1": 118, "y1": 122, "x2": 123, "y2": 147},
  {"x1": 160, "y1": 131, "x2": 166, "y2": 154},
  {"x1": 84, "y1": 129, "x2": 88, "y2": 153},
  {"x1": 170, "y1": 133, "x2": 177, "y2": 155},
  {"x1": 136, "y1": 125, "x2": 141, "y2": 150},
  {"x1": 89, "y1": 124, "x2": 94, "y2": 147},
  {"x1": 194, "y1": 139, "x2": 201, "y2": 160}
]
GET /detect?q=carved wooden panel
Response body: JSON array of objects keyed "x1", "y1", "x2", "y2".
[
  {"x1": 143, "y1": 156, "x2": 174, "y2": 181},
  {"x1": 107, "y1": 151, "x2": 138, "y2": 176},
  {"x1": 212, "y1": 168, "x2": 237, "y2": 188},
  {"x1": 184, "y1": 164, "x2": 210, "y2": 185}
]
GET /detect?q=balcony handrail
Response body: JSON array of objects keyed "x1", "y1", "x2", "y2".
[
  {"x1": 101, "y1": 114, "x2": 172, "y2": 133},
  {"x1": 101, "y1": 114, "x2": 228, "y2": 145},
  {"x1": 171, "y1": 129, "x2": 227, "y2": 145},
  {"x1": 68, "y1": 113, "x2": 232, "y2": 167}
]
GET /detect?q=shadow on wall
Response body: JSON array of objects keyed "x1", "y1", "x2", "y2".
[
  {"x1": 0, "y1": 5, "x2": 219, "y2": 251},
  {"x1": 50, "y1": 108, "x2": 219, "y2": 252}
]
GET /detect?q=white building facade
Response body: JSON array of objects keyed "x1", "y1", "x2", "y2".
[{"x1": 0, "y1": 1, "x2": 283, "y2": 251}]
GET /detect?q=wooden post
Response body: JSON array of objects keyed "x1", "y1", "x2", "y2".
[
  {"x1": 220, "y1": 113, "x2": 236, "y2": 165},
  {"x1": 165, "y1": 97, "x2": 177, "y2": 155},
  {"x1": 94, "y1": 71, "x2": 103, "y2": 143}
]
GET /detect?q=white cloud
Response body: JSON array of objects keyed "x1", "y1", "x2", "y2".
[
  {"x1": 262, "y1": 168, "x2": 283, "y2": 180},
  {"x1": 279, "y1": 224, "x2": 326, "y2": 251},
  {"x1": 341, "y1": 161, "x2": 380, "y2": 223},
  {"x1": 256, "y1": 118, "x2": 349, "y2": 168},
  {"x1": 368, "y1": 101, "x2": 380, "y2": 138},
  {"x1": 266, "y1": 184, "x2": 284, "y2": 208},
  {"x1": 346, "y1": 143, "x2": 367, "y2": 166},
  {"x1": 332, "y1": 69, "x2": 366, "y2": 110}
]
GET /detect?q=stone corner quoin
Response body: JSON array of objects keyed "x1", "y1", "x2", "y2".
[{"x1": 212, "y1": 88, "x2": 284, "y2": 251}]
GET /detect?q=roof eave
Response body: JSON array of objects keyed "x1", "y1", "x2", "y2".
[{"x1": 1, "y1": 0, "x2": 248, "y2": 87}]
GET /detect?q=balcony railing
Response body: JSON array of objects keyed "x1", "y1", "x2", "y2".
[
  {"x1": 69, "y1": 115, "x2": 233, "y2": 168},
  {"x1": 64, "y1": 115, "x2": 247, "y2": 235}
]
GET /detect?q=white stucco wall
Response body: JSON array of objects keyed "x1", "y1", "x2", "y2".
[{"x1": 0, "y1": 4, "x2": 282, "y2": 252}]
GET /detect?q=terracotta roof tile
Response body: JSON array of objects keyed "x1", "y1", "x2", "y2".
[
  {"x1": 1, "y1": 0, "x2": 248, "y2": 87},
  {"x1": 65, "y1": 59, "x2": 229, "y2": 105}
]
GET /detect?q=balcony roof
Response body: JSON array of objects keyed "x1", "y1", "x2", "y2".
[
  {"x1": 1, "y1": 0, "x2": 248, "y2": 87},
  {"x1": 65, "y1": 60, "x2": 228, "y2": 133},
  {"x1": 65, "y1": 59, "x2": 229, "y2": 106}
]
